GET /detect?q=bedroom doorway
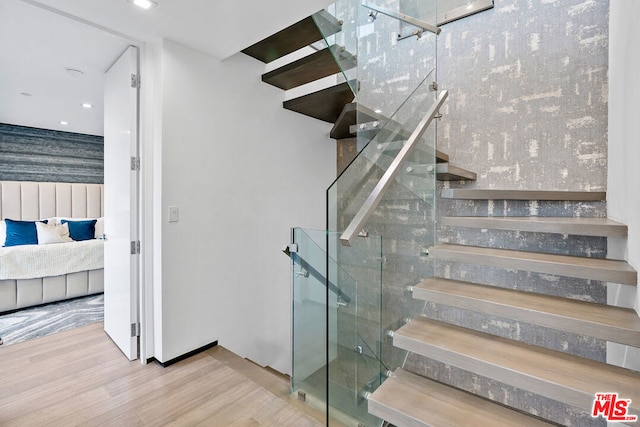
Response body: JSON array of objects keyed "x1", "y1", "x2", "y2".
[
  {"x1": 103, "y1": 45, "x2": 140, "y2": 361},
  {"x1": 0, "y1": 1, "x2": 140, "y2": 350}
]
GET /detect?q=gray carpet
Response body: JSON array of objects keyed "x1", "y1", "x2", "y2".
[{"x1": 0, "y1": 294, "x2": 103, "y2": 346}]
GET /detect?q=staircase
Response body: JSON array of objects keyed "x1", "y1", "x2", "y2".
[
  {"x1": 368, "y1": 189, "x2": 639, "y2": 427},
  {"x1": 246, "y1": 5, "x2": 639, "y2": 427},
  {"x1": 241, "y1": 11, "x2": 474, "y2": 182}
]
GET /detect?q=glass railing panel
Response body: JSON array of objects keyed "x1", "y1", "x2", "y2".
[
  {"x1": 327, "y1": 230, "x2": 383, "y2": 427},
  {"x1": 291, "y1": 227, "x2": 372, "y2": 422},
  {"x1": 291, "y1": 227, "x2": 329, "y2": 414},
  {"x1": 313, "y1": 1, "x2": 440, "y2": 426},
  {"x1": 328, "y1": 71, "x2": 438, "y2": 241},
  {"x1": 356, "y1": 1, "x2": 438, "y2": 152},
  {"x1": 312, "y1": 7, "x2": 358, "y2": 95}
]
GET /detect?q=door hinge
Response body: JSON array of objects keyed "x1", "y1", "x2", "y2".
[
  {"x1": 131, "y1": 156, "x2": 140, "y2": 171},
  {"x1": 131, "y1": 240, "x2": 141, "y2": 255},
  {"x1": 131, "y1": 73, "x2": 140, "y2": 89},
  {"x1": 131, "y1": 322, "x2": 140, "y2": 337}
]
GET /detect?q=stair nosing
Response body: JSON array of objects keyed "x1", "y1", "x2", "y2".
[
  {"x1": 441, "y1": 216, "x2": 628, "y2": 237},
  {"x1": 282, "y1": 80, "x2": 356, "y2": 123},
  {"x1": 414, "y1": 277, "x2": 640, "y2": 347},
  {"x1": 261, "y1": 45, "x2": 355, "y2": 91},
  {"x1": 435, "y1": 163, "x2": 477, "y2": 181},
  {"x1": 440, "y1": 189, "x2": 606, "y2": 201},
  {"x1": 429, "y1": 243, "x2": 637, "y2": 286},
  {"x1": 241, "y1": 10, "x2": 341, "y2": 63},
  {"x1": 394, "y1": 317, "x2": 640, "y2": 415}
]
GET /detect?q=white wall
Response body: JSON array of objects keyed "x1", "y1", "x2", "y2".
[
  {"x1": 607, "y1": 0, "x2": 640, "y2": 371},
  {"x1": 155, "y1": 39, "x2": 335, "y2": 372}
]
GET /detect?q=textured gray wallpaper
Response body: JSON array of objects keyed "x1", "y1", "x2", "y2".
[
  {"x1": 401, "y1": 1, "x2": 611, "y2": 426},
  {"x1": 0, "y1": 123, "x2": 103, "y2": 184},
  {"x1": 437, "y1": 0, "x2": 609, "y2": 191}
]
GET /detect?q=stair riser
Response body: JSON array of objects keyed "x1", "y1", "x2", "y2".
[
  {"x1": 415, "y1": 288, "x2": 640, "y2": 347},
  {"x1": 441, "y1": 217, "x2": 628, "y2": 238},
  {"x1": 441, "y1": 189, "x2": 606, "y2": 201},
  {"x1": 421, "y1": 301, "x2": 606, "y2": 361},
  {"x1": 438, "y1": 228, "x2": 608, "y2": 258},
  {"x1": 436, "y1": 260, "x2": 607, "y2": 306},
  {"x1": 438, "y1": 193, "x2": 607, "y2": 219}
]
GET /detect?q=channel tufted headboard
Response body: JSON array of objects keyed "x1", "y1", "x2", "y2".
[{"x1": 0, "y1": 181, "x2": 104, "y2": 221}]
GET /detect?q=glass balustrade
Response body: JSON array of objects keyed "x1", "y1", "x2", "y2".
[
  {"x1": 294, "y1": 1, "x2": 440, "y2": 426},
  {"x1": 291, "y1": 227, "x2": 382, "y2": 425}
]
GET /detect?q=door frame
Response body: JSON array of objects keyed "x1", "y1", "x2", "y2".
[{"x1": 23, "y1": 2, "x2": 156, "y2": 363}]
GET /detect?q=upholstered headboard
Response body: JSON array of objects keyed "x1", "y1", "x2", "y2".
[{"x1": 0, "y1": 181, "x2": 104, "y2": 221}]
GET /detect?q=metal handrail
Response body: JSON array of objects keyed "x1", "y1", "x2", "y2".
[
  {"x1": 361, "y1": 2, "x2": 441, "y2": 35},
  {"x1": 340, "y1": 90, "x2": 448, "y2": 247}
]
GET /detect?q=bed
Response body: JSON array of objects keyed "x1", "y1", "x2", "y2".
[{"x1": 0, "y1": 181, "x2": 104, "y2": 313}]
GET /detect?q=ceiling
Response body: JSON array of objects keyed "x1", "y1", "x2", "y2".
[{"x1": 0, "y1": 0, "x2": 332, "y2": 136}]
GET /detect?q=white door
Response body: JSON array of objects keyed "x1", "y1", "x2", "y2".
[{"x1": 103, "y1": 46, "x2": 139, "y2": 360}]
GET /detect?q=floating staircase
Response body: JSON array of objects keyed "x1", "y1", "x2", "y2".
[
  {"x1": 243, "y1": 8, "x2": 639, "y2": 427},
  {"x1": 242, "y1": 10, "x2": 356, "y2": 124},
  {"x1": 369, "y1": 190, "x2": 639, "y2": 426},
  {"x1": 242, "y1": 11, "x2": 475, "y2": 184}
]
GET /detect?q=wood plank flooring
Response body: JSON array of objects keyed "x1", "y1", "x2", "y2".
[{"x1": 0, "y1": 323, "x2": 326, "y2": 426}]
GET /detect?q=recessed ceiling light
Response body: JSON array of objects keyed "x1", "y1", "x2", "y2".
[
  {"x1": 81, "y1": 103, "x2": 93, "y2": 109},
  {"x1": 130, "y1": 0, "x2": 157, "y2": 10},
  {"x1": 59, "y1": 121, "x2": 69, "y2": 126},
  {"x1": 20, "y1": 92, "x2": 32, "y2": 97},
  {"x1": 66, "y1": 68, "x2": 84, "y2": 78}
]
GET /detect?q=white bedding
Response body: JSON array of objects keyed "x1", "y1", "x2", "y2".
[{"x1": 0, "y1": 240, "x2": 104, "y2": 280}]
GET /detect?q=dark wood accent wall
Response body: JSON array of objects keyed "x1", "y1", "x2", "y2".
[{"x1": 0, "y1": 123, "x2": 103, "y2": 184}]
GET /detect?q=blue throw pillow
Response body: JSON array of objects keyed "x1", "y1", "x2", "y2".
[
  {"x1": 61, "y1": 219, "x2": 97, "y2": 241},
  {"x1": 4, "y1": 219, "x2": 47, "y2": 247}
]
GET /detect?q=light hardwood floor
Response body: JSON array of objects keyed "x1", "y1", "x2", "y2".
[{"x1": 0, "y1": 323, "x2": 325, "y2": 426}]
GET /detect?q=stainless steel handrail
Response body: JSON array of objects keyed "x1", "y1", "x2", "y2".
[
  {"x1": 361, "y1": 2, "x2": 441, "y2": 35},
  {"x1": 340, "y1": 90, "x2": 448, "y2": 247}
]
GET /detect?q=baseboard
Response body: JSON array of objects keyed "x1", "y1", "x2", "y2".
[{"x1": 155, "y1": 340, "x2": 218, "y2": 368}]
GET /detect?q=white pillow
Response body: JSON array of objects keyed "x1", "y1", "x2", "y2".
[
  {"x1": 36, "y1": 222, "x2": 73, "y2": 245},
  {"x1": 0, "y1": 220, "x2": 5, "y2": 246},
  {"x1": 54, "y1": 217, "x2": 104, "y2": 238}
]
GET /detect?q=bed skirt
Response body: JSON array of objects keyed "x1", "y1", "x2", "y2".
[{"x1": 0, "y1": 269, "x2": 104, "y2": 313}]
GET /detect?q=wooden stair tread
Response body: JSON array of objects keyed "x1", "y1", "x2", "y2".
[
  {"x1": 441, "y1": 216, "x2": 628, "y2": 237},
  {"x1": 414, "y1": 277, "x2": 640, "y2": 347},
  {"x1": 435, "y1": 163, "x2": 477, "y2": 181},
  {"x1": 429, "y1": 243, "x2": 637, "y2": 285},
  {"x1": 283, "y1": 81, "x2": 355, "y2": 123},
  {"x1": 368, "y1": 368, "x2": 554, "y2": 427},
  {"x1": 394, "y1": 318, "x2": 640, "y2": 416},
  {"x1": 261, "y1": 45, "x2": 355, "y2": 90},
  {"x1": 241, "y1": 10, "x2": 341, "y2": 63},
  {"x1": 330, "y1": 102, "x2": 384, "y2": 139},
  {"x1": 436, "y1": 151, "x2": 448, "y2": 163},
  {"x1": 441, "y1": 189, "x2": 606, "y2": 201}
]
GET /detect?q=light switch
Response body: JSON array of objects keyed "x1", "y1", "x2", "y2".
[{"x1": 168, "y1": 206, "x2": 179, "y2": 222}]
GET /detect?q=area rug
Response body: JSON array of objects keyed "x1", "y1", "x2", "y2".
[{"x1": 0, "y1": 294, "x2": 103, "y2": 346}]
